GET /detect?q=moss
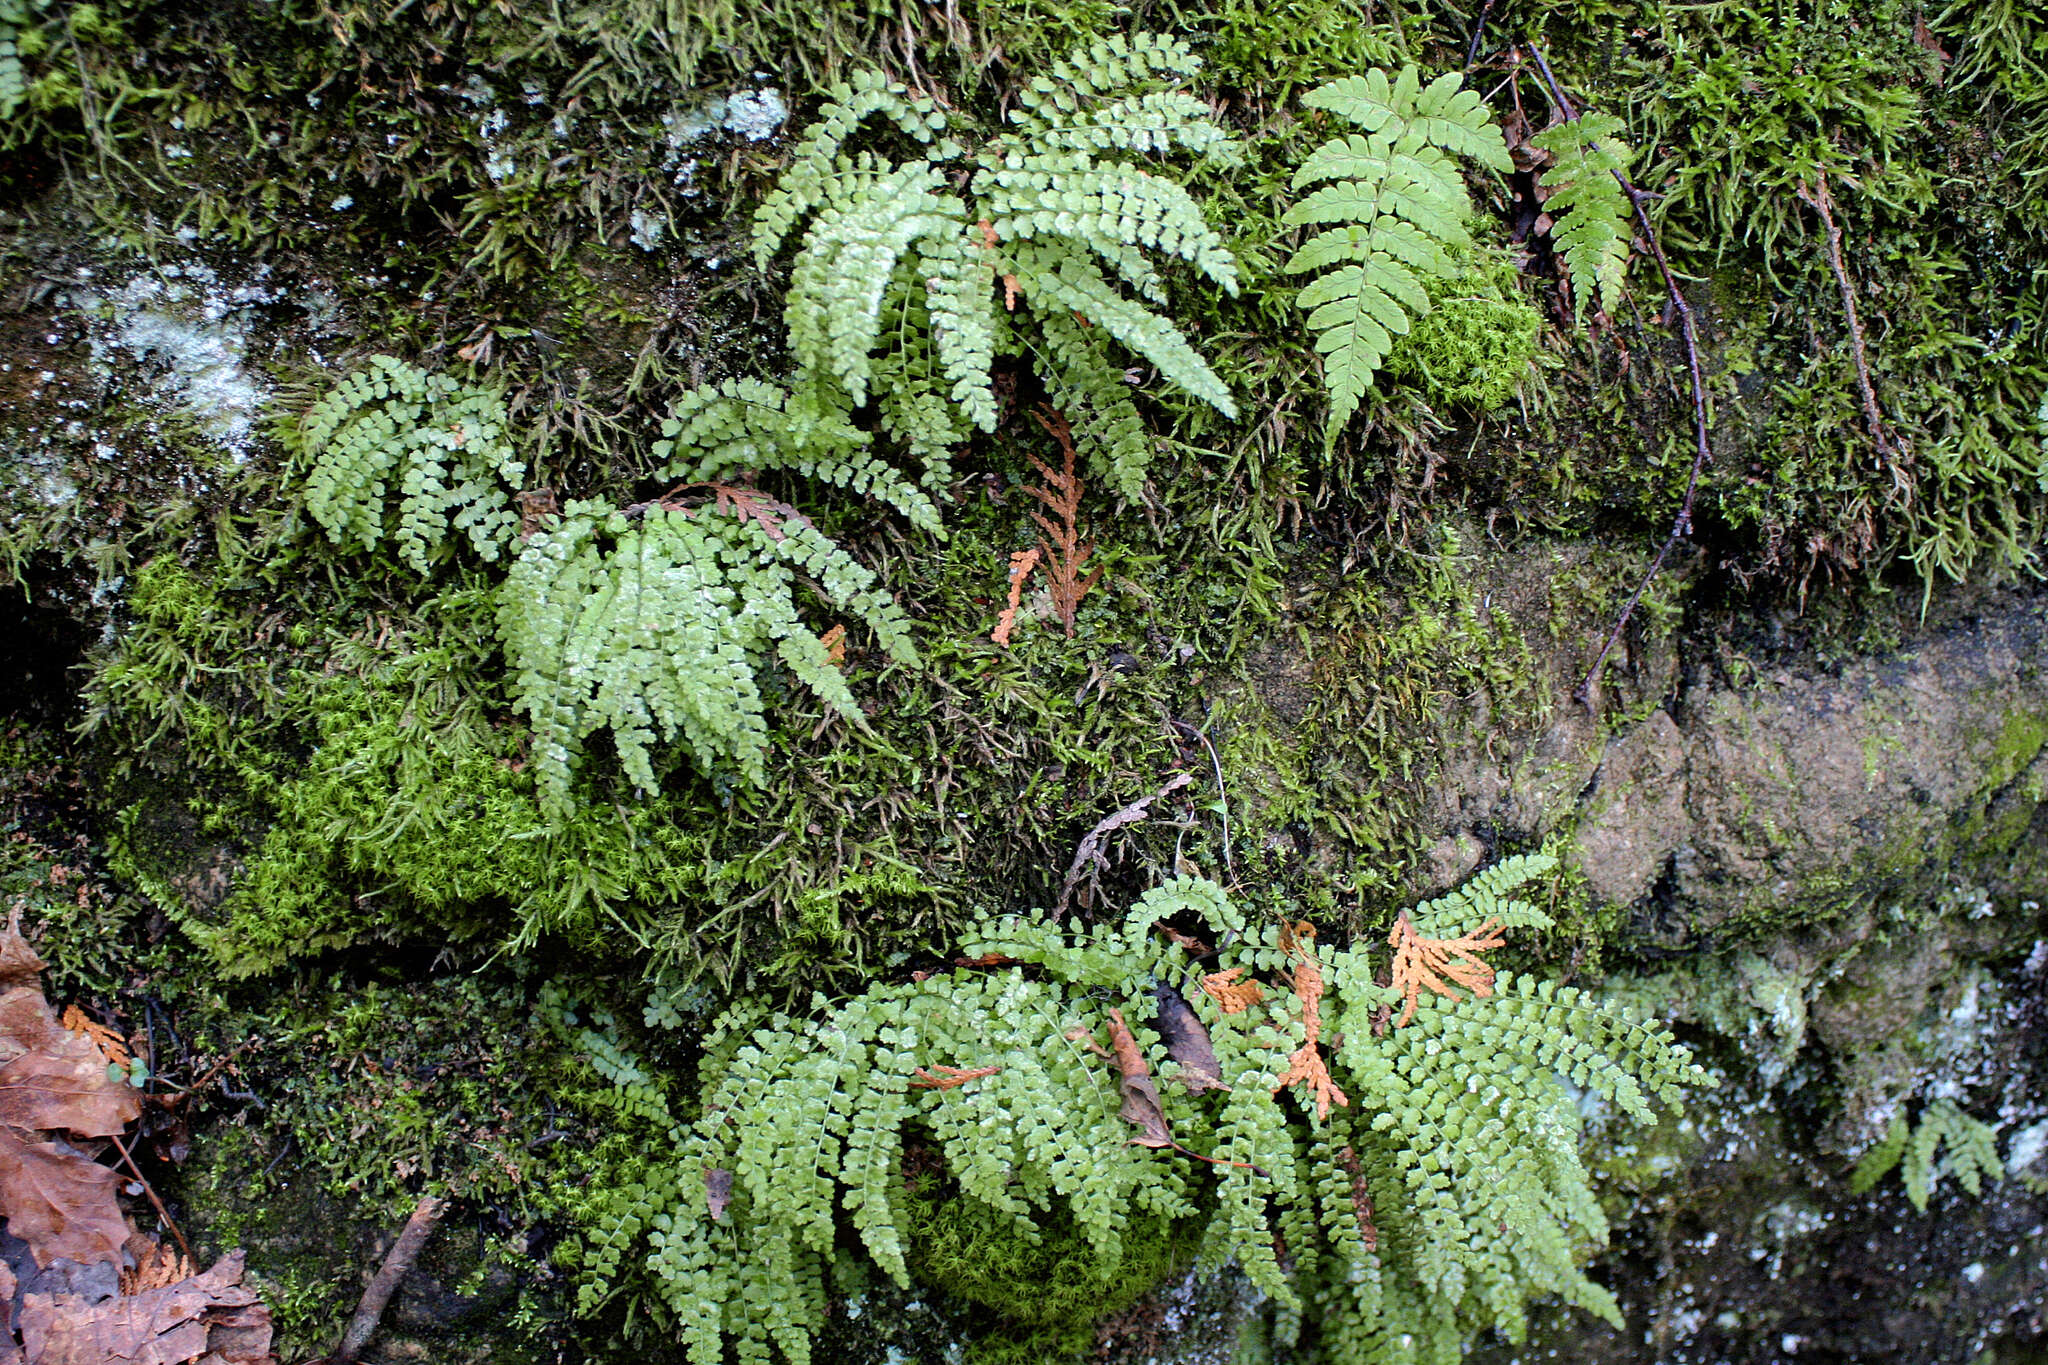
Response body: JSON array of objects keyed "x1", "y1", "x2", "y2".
[
  {"x1": 905, "y1": 1186, "x2": 1196, "y2": 1363},
  {"x1": 1382, "y1": 243, "x2": 1544, "y2": 415}
]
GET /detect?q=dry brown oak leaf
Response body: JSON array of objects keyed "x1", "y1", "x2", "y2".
[
  {"x1": 0, "y1": 917, "x2": 142, "y2": 1268},
  {"x1": 1387, "y1": 911, "x2": 1506, "y2": 1028},
  {"x1": 18, "y1": 1248, "x2": 275, "y2": 1365}
]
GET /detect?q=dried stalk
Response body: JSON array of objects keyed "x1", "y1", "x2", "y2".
[
  {"x1": 329, "y1": 1195, "x2": 449, "y2": 1365},
  {"x1": 1794, "y1": 173, "x2": 1896, "y2": 463}
]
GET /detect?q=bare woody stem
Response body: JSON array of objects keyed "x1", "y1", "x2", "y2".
[
  {"x1": 1527, "y1": 44, "x2": 1715, "y2": 705},
  {"x1": 330, "y1": 1195, "x2": 449, "y2": 1365}
]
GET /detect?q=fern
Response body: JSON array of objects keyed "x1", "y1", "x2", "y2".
[
  {"x1": 297, "y1": 355, "x2": 526, "y2": 574},
  {"x1": 1849, "y1": 1100, "x2": 2005, "y2": 1211},
  {"x1": 556, "y1": 858, "x2": 1711, "y2": 1362},
  {"x1": 500, "y1": 492, "x2": 915, "y2": 815},
  {"x1": 0, "y1": 0, "x2": 28, "y2": 123},
  {"x1": 1284, "y1": 67, "x2": 1512, "y2": 441},
  {"x1": 757, "y1": 32, "x2": 1242, "y2": 498},
  {"x1": 1532, "y1": 112, "x2": 1635, "y2": 321}
]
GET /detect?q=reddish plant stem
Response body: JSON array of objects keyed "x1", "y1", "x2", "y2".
[
  {"x1": 1794, "y1": 173, "x2": 1895, "y2": 464},
  {"x1": 1527, "y1": 44, "x2": 1715, "y2": 704}
]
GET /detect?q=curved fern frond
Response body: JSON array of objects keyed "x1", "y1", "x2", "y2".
[
  {"x1": 785, "y1": 160, "x2": 966, "y2": 409},
  {"x1": 1024, "y1": 90, "x2": 1239, "y2": 161},
  {"x1": 982, "y1": 153, "x2": 1239, "y2": 292},
  {"x1": 1011, "y1": 242, "x2": 1238, "y2": 418},
  {"x1": 753, "y1": 69, "x2": 951, "y2": 265},
  {"x1": 1032, "y1": 306, "x2": 1153, "y2": 498},
  {"x1": 1010, "y1": 31, "x2": 1204, "y2": 134},
  {"x1": 500, "y1": 497, "x2": 914, "y2": 814},
  {"x1": 919, "y1": 226, "x2": 1004, "y2": 433},
  {"x1": 1532, "y1": 111, "x2": 1635, "y2": 320}
]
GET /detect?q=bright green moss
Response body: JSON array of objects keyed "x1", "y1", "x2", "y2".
[
  {"x1": 1382, "y1": 248, "x2": 1544, "y2": 414},
  {"x1": 905, "y1": 1190, "x2": 1194, "y2": 1363}
]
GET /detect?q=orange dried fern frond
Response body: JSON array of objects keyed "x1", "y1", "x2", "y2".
[
  {"x1": 1388, "y1": 912, "x2": 1506, "y2": 1027},
  {"x1": 1271, "y1": 922, "x2": 1349, "y2": 1120},
  {"x1": 1201, "y1": 967, "x2": 1265, "y2": 1014},
  {"x1": 1024, "y1": 408, "x2": 1103, "y2": 635},
  {"x1": 990, "y1": 547, "x2": 1041, "y2": 645}
]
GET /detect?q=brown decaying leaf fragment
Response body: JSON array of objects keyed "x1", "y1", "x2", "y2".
[
  {"x1": 1335, "y1": 1146, "x2": 1378, "y2": 1252},
  {"x1": 705, "y1": 1168, "x2": 733, "y2": 1224},
  {"x1": 909, "y1": 1065, "x2": 1002, "y2": 1091},
  {"x1": 1104, "y1": 1009, "x2": 1174, "y2": 1148},
  {"x1": 56, "y1": 1008, "x2": 127, "y2": 1069},
  {"x1": 1387, "y1": 911, "x2": 1506, "y2": 1028},
  {"x1": 0, "y1": 913, "x2": 143, "y2": 1269},
  {"x1": 17, "y1": 1248, "x2": 275, "y2": 1365},
  {"x1": 819, "y1": 624, "x2": 847, "y2": 668},
  {"x1": 1150, "y1": 982, "x2": 1227, "y2": 1095},
  {"x1": 990, "y1": 547, "x2": 1041, "y2": 646},
  {"x1": 1271, "y1": 923, "x2": 1349, "y2": 1121},
  {"x1": 1200, "y1": 967, "x2": 1265, "y2": 1015},
  {"x1": 1058, "y1": 772, "x2": 1194, "y2": 914}
]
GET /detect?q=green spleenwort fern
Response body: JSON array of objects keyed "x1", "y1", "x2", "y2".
[
  {"x1": 501, "y1": 490, "x2": 915, "y2": 814},
  {"x1": 297, "y1": 361, "x2": 920, "y2": 807},
  {"x1": 1848, "y1": 1099, "x2": 2005, "y2": 1211},
  {"x1": 1531, "y1": 112, "x2": 1635, "y2": 321},
  {"x1": 754, "y1": 33, "x2": 1242, "y2": 498},
  {"x1": 1284, "y1": 66, "x2": 1512, "y2": 442},
  {"x1": 297, "y1": 355, "x2": 526, "y2": 574},
  {"x1": 553, "y1": 855, "x2": 1711, "y2": 1363}
]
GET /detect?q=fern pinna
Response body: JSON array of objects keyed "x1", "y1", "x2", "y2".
[
  {"x1": 1531, "y1": 111, "x2": 1635, "y2": 321},
  {"x1": 1284, "y1": 67, "x2": 1512, "y2": 441},
  {"x1": 555, "y1": 856, "x2": 1710, "y2": 1364},
  {"x1": 754, "y1": 33, "x2": 1242, "y2": 498}
]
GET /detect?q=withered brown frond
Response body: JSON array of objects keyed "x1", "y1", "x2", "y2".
[{"x1": 1388, "y1": 911, "x2": 1506, "y2": 1027}]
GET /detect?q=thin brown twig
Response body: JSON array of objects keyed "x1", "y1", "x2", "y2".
[
  {"x1": 1527, "y1": 45, "x2": 1714, "y2": 705},
  {"x1": 108, "y1": 1130, "x2": 192, "y2": 1265},
  {"x1": 1793, "y1": 173, "x2": 1896, "y2": 465},
  {"x1": 329, "y1": 1195, "x2": 449, "y2": 1365}
]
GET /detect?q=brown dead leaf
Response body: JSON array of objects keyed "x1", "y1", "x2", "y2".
[
  {"x1": 0, "y1": 1050, "x2": 142, "y2": 1138},
  {"x1": 1150, "y1": 983, "x2": 1226, "y2": 1095},
  {"x1": 819, "y1": 624, "x2": 847, "y2": 668},
  {"x1": 1387, "y1": 912, "x2": 1505, "y2": 1027},
  {"x1": 0, "y1": 1126, "x2": 129, "y2": 1269},
  {"x1": 0, "y1": 919, "x2": 45, "y2": 991},
  {"x1": 19, "y1": 1249, "x2": 274, "y2": 1365},
  {"x1": 121, "y1": 1235, "x2": 192, "y2": 1295},
  {"x1": 1913, "y1": 14, "x2": 1950, "y2": 83},
  {"x1": 909, "y1": 1065, "x2": 1001, "y2": 1091},
  {"x1": 1104, "y1": 1008, "x2": 1172, "y2": 1148},
  {"x1": 1200, "y1": 968, "x2": 1264, "y2": 1014}
]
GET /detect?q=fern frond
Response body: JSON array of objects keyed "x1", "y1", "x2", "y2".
[
  {"x1": 1024, "y1": 90, "x2": 1239, "y2": 161},
  {"x1": 1284, "y1": 68, "x2": 1506, "y2": 440},
  {"x1": 1303, "y1": 66, "x2": 1512, "y2": 173},
  {"x1": 1532, "y1": 112, "x2": 1635, "y2": 320},
  {"x1": 1010, "y1": 31, "x2": 1204, "y2": 134},
  {"x1": 752, "y1": 69, "x2": 950, "y2": 266},
  {"x1": 1032, "y1": 308, "x2": 1154, "y2": 498},
  {"x1": 299, "y1": 355, "x2": 525, "y2": 573},
  {"x1": 919, "y1": 226, "x2": 1004, "y2": 433},
  {"x1": 1011, "y1": 242, "x2": 1238, "y2": 418},
  {"x1": 785, "y1": 160, "x2": 966, "y2": 409},
  {"x1": 983, "y1": 153, "x2": 1239, "y2": 292},
  {"x1": 500, "y1": 497, "x2": 913, "y2": 813}
]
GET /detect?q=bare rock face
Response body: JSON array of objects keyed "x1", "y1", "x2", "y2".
[{"x1": 1570, "y1": 600, "x2": 2047, "y2": 939}]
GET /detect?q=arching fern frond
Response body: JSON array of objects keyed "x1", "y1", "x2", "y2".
[
  {"x1": 1285, "y1": 67, "x2": 1509, "y2": 441},
  {"x1": 298, "y1": 355, "x2": 526, "y2": 573},
  {"x1": 500, "y1": 494, "x2": 914, "y2": 814},
  {"x1": 753, "y1": 69, "x2": 951, "y2": 266},
  {"x1": 1532, "y1": 111, "x2": 1635, "y2": 320}
]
